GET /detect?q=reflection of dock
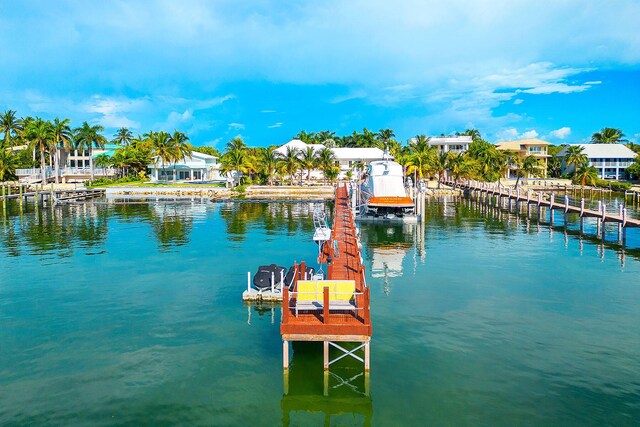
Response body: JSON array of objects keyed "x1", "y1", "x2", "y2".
[
  {"x1": 282, "y1": 342, "x2": 372, "y2": 427},
  {"x1": 281, "y1": 184, "x2": 372, "y2": 373}
]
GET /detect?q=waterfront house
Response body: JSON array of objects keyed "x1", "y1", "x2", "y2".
[
  {"x1": 556, "y1": 143, "x2": 637, "y2": 180},
  {"x1": 495, "y1": 138, "x2": 551, "y2": 178},
  {"x1": 331, "y1": 147, "x2": 386, "y2": 177},
  {"x1": 148, "y1": 151, "x2": 223, "y2": 182},
  {"x1": 274, "y1": 140, "x2": 386, "y2": 179},
  {"x1": 16, "y1": 143, "x2": 119, "y2": 183},
  {"x1": 428, "y1": 135, "x2": 472, "y2": 154}
]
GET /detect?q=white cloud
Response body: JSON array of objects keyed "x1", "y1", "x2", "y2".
[
  {"x1": 228, "y1": 122, "x2": 245, "y2": 130},
  {"x1": 550, "y1": 127, "x2": 571, "y2": 139},
  {"x1": 268, "y1": 122, "x2": 283, "y2": 129},
  {"x1": 513, "y1": 99, "x2": 524, "y2": 105},
  {"x1": 260, "y1": 110, "x2": 277, "y2": 113},
  {"x1": 496, "y1": 127, "x2": 539, "y2": 141},
  {"x1": 584, "y1": 81, "x2": 602, "y2": 85}
]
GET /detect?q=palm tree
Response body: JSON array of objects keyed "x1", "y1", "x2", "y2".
[
  {"x1": 300, "y1": 146, "x2": 317, "y2": 181},
  {"x1": 573, "y1": 165, "x2": 599, "y2": 185},
  {"x1": 431, "y1": 151, "x2": 448, "y2": 188},
  {"x1": 316, "y1": 147, "x2": 336, "y2": 184},
  {"x1": 169, "y1": 131, "x2": 192, "y2": 179},
  {"x1": 377, "y1": 128, "x2": 395, "y2": 152},
  {"x1": 51, "y1": 118, "x2": 72, "y2": 183},
  {"x1": 0, "y1": 148, "x2": 17, "y2": 181},
  {"x1": 149, "y1": 131, "x2": 174, "y2": 181},
  {"x1": 409, "y1": 135, "x2": 431, "y2": 154},
  {"x1": 1, "y1": 109, "x2": 22, "y2": 148},
  {"x1": 405, "y1": 147, "x2": 435, "y2": 180},
  {"x1": 74, "y1": 122, "x2": 106, "y2": 181},
  {"x1": 564, "y1": 145, "x2": 588, "y2": 173},
  {"x1": 113, "y1": 127, "x2": 133, "y2": 146},
  {"x1": 280, "y1": 146, "x2": 301, "y2": 184},
  {"x1": 459, "y1": 128, "x2": 482, "y2": 143},
  {"x1": 226, "y1": 136, "x2": 246, "y2": 153},
  {"x1": 514, "y1": 155, "x2": 542, "y2": 188},
  {"x1": 591, "y1": 128, "x2": 626, "y2": 144},
  {"x1": 258, "y1": 146, "x2": 281, "y2": 185},
  {"x1": 24, "y1": 118, "x2": 54, "y2": 183}
]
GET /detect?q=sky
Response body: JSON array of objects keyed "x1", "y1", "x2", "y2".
[{"x1": 1, "y1": 0, "x2": 639, "y2": 148}]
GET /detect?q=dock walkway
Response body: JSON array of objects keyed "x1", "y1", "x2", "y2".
[
  {"x1": 446, "y1": 179, "x2": 640, "y2": 228},
  {"x1": 281, "y1": 184, "x2": 372, "y2": 372}
]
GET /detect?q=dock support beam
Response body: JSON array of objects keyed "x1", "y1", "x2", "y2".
[
  {"x1": 365, "y1": 341, "x2": 370, "y2": 372},
  {"x1": 323, "y1": 341, "x2": 329, "y2": 370},
  {"x1": 283, "y1": 340, "x2": 289, "y2": 370}
]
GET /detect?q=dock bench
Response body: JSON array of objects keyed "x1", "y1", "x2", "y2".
[{"x1": 294, "y1": 280, "x2": 358, "y2": 316}]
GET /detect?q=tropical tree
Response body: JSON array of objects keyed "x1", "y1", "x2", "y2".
[
  {"x1": 316, "y1": 147, "x2": 336, "y2": 184},
  {"x1": 113, "y1": 127, "x2": 133, "y2": 146},
  {"x1": 446, "y1": 152, "x2": 478, "y2": 185},
  {"x1": 169, "y1": 130, "x2": 192, "y2": 177},
  {"x1": 405, "y1": 147, "x2": 436, "y2": 180},
  {"x1": 0, "y1": 148, "x2": 17, "y2": 181},
  {"x1": 564, "y1": 145, "x2": 588, "y2": 173},
  {"x1": 280, "y1": 146, "x2": 301, "y2": 184},
  {"x1": 377, "y1": 128, "x2": 395, "y2": 152},
  {"x1": 51, "y1": 117, "x2": 72, "y2": 183},
  {"x1": 459, "y1": 128, "x2": 482, "y2": 143},
  {"x1": 431, "y1": 151, "x2": 448, "y2": 188},
  {"x1": 258, "y1": 146, "x2": 281, "y2": 185},
  {"x1": 74, "y1": 121, "x2": 106, "y2": 181},
  {"x1": 24, "y1": 118, "x2": 54, "y2": 183},
  {"x1": 1, "y1": 109, "x2": 22, "y2": 148},
  {"x1": 514, "y1": 155, "x2": 542, "y2": 188},
  {"x1": 573, "y1": 165, "x2": 599, "y2": 185},
  {"x1": 591, "y1": 127, "x2": 626, "y2": 144},
  {"x1": 149, "y1": 131, "x2": 174, "y2": 180},
  {"x1": 299, "y1": 146, "x2": 317, "y2": 181}
]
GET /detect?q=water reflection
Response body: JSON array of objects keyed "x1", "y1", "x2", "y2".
[
  {"x1": 359, "y1": 223, "x2": 425, "y2": 295},
  {"x1": 282, "y1": 342, "x2": 372, "y2": 427},
  {"x1": 220, "y1": 202, "x2": 319, "y2": 241}
]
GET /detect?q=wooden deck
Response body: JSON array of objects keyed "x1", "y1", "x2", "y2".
[
  {"x1": 446, "y1": 179, "x2": 640, "y2": 228},
  {"x1": 281, "y1": 184, "x2": 372, "y2": 341}
]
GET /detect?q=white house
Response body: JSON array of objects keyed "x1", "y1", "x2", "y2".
[
  {"x1": 556, "y1": 144, "x2": 637, "y2": 180},
  {"x1": 274, "y1": 139, "x2": 387, "y2": 179},
  {"x1": 148, "y1": 151, "x2": 223, "y2": 182},
  {"x1": 274, "y1": 139, "x2": 324, "y2": 157},
  {"x1": 331, "y1": 147, "x2": 386, "y2": 176},
  {"x1": 428, "y1": 136, "x2": 473, "y2": 154}
]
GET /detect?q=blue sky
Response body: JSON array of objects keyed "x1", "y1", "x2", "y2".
[{"x1": 1, "y1": 0, "x2": 638, "y2": 147}]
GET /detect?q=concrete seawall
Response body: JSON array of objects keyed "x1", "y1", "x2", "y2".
[{"x1": 105, "y1": 185, "x2": 335, "y2": 200}]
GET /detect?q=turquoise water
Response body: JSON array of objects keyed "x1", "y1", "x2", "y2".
[{"x1": 1, "y1": 198, "x2": 639, "y2": 425}]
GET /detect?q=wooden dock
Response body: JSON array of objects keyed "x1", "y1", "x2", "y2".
[
  {"x1": 1, "y1": 184, "x2": 105, "y2": 205},
  {"x1": 445, "y1": 179, "x2": 640, "y2": 228},
  {"x1": 281, "y1": 184, "x2": 372, "y2": 374}
]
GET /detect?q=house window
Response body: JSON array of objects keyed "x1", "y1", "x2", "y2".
[
  {"x1": 193, "y1": 170, "x2": 202, "y2": 180},
  {"x1": 529, "y1": 146, "x2": 542, "y2": 153}
]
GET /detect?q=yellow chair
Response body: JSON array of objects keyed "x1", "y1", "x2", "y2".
[{"x1": 294, "y1": 280, "x2": 357, "y2": 316}]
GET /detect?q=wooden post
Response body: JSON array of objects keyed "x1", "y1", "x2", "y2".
[
  {"x1": 364, "y1": 341, "x2": 370, "y2": 372},
  {"x1": 299, "y1": 261, "x2": 306, "y2": 281},
  {"x1": 282, "y1": 286, "x2": 289, "y2": 322},
  {"x1": 323, "y1": 286, "x2": 330, "y2": 324}
]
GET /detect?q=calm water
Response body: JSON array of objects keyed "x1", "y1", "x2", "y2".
[{"x1": 1, "y1": 197, "x2": 639, "y2": 426}]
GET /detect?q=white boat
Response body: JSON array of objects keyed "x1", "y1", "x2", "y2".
[{"x1": 358, "y1": 160, "x2": 415, "y2": 221}]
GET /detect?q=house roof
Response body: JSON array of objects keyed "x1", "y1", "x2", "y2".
[
  {"x1": 556, "y1": 144, "x2": 637, "y2": 159},
  {"x1": 495, "y1": 138, "x2": 551, "y2": 150},
  {"x1": 274, "y1": 139, "x2": 324, "y2": 156},
  {"x1": 331, "y1": 147, "x2": 386, "y2": 160}
]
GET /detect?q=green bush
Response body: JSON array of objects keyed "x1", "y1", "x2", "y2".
[
  {"x1": 593, "y1": 178, "x2": 631, "y2": 191},
  {"x1": 87, "y1": 175, "x2": 143, "y2": 187}
]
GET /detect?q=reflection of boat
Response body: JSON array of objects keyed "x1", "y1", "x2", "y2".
[
  {"x1": 358, "y1": 160, "x2": 416, "y2": 222},
  {"x1": 371, "y1": 245, "x2": 408, "y2": 279}
]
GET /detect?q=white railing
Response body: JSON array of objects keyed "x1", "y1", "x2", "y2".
[{"x1": 14, "y1": 167, "x2": 115, "y2": 177}]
